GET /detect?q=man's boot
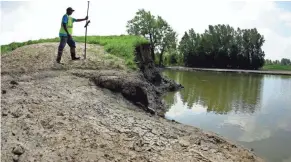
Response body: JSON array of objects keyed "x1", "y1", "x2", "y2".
[
  {"x1": 56, "y1": 49, "x2": 63, "y2": 64},
  {"x1": 70, "y1": 47, "x2": 80, "y2": 60}
]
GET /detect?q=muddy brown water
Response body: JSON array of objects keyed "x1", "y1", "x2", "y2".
[{"x1": 162, "y1": 69, "x2": 291, "y2": 162}]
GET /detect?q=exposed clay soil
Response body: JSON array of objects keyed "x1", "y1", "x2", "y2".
[{"x1": 1, "y1": 43, "x2": 264, "y2": 162}]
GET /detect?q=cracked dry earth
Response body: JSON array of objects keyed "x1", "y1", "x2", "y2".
[{"x1": 1, "y1": 43, "x2": 264, "y2": 162}]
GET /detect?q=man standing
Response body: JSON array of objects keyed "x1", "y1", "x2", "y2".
[{"x1": 56, "y1": 7, "x2": 88, "y2": 64}]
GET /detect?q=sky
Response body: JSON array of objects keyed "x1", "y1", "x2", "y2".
[{"x1": 1, "y1": 0, "x2": 291, "y2": 60}]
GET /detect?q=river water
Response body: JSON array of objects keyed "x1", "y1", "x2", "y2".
[{"x1": 162, "y1": 69, "x2": 291, "y2": 162}]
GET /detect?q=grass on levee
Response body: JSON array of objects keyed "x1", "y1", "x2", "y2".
[
  {"x1": 1, "y1": 35, "x2": 149, "y2": 69},
  {"x1": 262, "y1": 64, "x2": 291, "y2": 71}
]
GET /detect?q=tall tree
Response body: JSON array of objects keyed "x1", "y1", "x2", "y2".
[
  {"x1": 126, "y1": 9, "x2": 156, "y2": 60},
  {"x1": 126, "y1": 9, "x2": 177, "y2": 65},
  {"x1": 155, "y1": 16, "x2": 177, "y2": 66}
]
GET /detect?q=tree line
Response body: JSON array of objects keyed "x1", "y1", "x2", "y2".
[
  {"x1": 179, "y1": 26, "x2": 265, "y2": 69},
  {"x1": 126, "y1": 9, "x2": 288, "y2": 69},
  {"x1": 265, "y1": 58, "x2": 291, "y2": 66}
]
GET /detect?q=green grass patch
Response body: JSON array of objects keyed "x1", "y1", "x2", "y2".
[
  {"x1": 1, "y1": 35, "x2": 148, "y2": 69},
  {"x1": 262, "y1": 64, "x2": 291, "y2": 71}
]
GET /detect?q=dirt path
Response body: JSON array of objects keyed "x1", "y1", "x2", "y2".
[
  {"x1": 1, "y1": 43, "x2": 264, "y2": 162},
  {"x1": 166, "y1": 66, "x2": 291, "y2": 76}
]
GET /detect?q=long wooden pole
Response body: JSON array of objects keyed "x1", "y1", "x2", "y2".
[{"x1": 84, "y1": 1, "x2": 90, "y2": 59}]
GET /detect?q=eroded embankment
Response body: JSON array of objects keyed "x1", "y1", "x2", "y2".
[{"x1": 1, "y1": 42, "x2": 264, "y2": 162}]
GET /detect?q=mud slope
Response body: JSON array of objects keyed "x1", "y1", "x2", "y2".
[{"x1": 1, "y1": 43, "x2": 264, "y2": 162}]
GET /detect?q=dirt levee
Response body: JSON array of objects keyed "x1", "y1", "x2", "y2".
[{"x1": 1, "y1": 43, "x2": 264, "y2": 162}]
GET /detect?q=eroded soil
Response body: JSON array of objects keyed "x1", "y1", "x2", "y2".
[{"x1": 1, "y1": 43, "x2": 264, "y2": 162}]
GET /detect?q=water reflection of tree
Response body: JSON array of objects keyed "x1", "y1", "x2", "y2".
[
  {"x1": 163, "y1": 91, "x2": 176, "y2": 110},
  {"x1": 163, "y1": 70, "x2": 263, "y2": 114}
]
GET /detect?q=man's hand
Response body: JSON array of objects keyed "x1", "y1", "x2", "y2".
[{"x1": 75, "y1": 16, "x2": 89, "y2": 22}]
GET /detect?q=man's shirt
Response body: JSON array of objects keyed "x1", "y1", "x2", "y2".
[{"x1": 59, "y1": 14, "x2": 76, "y2": 37}]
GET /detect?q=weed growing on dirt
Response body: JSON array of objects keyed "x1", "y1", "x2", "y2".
[{"x1": 1, "y1": 35, "x2": 148, "y2": 69}]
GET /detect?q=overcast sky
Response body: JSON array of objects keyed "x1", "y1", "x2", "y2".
[{"x1": 1, "y1": 0, "x2": 291, "y2": 60}]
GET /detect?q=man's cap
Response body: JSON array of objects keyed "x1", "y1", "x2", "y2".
[{"x1": 66, "y1": 7, "x2": 75, "y2": 12}]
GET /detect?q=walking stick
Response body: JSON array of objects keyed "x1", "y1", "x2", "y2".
[{"x1": 84, "y1": 1, "x2": 90, "y2": 59}]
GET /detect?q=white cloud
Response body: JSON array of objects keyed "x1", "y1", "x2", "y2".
[
  {"x1": 1, "y1": 0, "x2": 291, "y2": 60},
  {"x1": 221, "y1": 115, "x2": 271, "y2": 142}
]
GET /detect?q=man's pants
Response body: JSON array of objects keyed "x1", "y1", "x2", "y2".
[{"x1": 56, "y1": 36, "x2": 77, "y2": 62}]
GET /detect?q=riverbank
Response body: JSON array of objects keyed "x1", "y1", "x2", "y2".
[
  {"x1": 165, "y1": 66, "x2": 291, "y2": 76},
  {"x1": 1, "y1": 42, "x2": 263, "y2": 161}
]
